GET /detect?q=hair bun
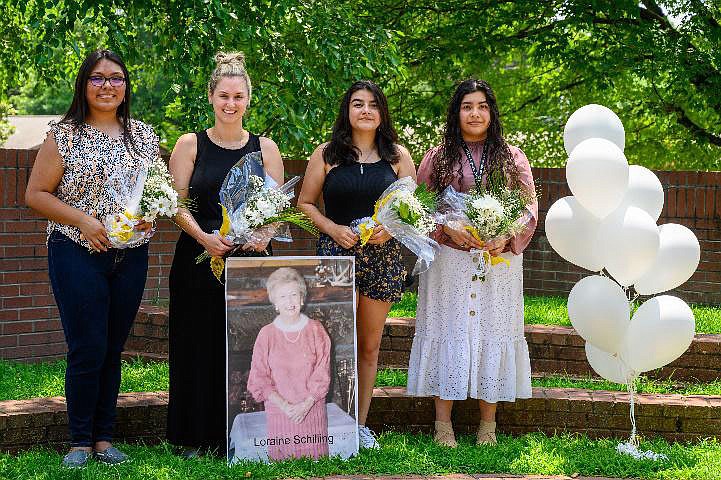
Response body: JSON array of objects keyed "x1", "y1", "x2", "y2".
[{"x1": 214, "y1": 51, "x2": 246, "y2": 68}]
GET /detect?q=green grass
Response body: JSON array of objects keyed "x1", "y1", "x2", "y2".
[
  {"x1": 522, "y1": 295, "x2": 572, "y2": 327},
  {"x1": 387, "y1": 291, "x2": 417, "y2": 317},
  {"x1": 534, "y1": 375, "x2": 721, "y2": 396},
  {"x1": 0, "y1": 433, "x2": 720, "y2": 480},
  {"x1": 389, "y1": 293, "x2": 721, "y2": 334},
  {"x1": 375, "y1": 369, "x2": 721, "y2": 396},
  {"x1": 0, "y1": 357, "x2": 168, "y2": 401},
  {"x1": 4, "y1": 359, "x2": 721, "y2": 403}
]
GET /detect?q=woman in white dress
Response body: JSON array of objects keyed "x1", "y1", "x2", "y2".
[{"x1": 407, "y1": 79, "x2": 538, "y2": 447}]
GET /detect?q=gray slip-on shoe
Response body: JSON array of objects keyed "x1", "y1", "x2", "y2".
[
  {"x1": 62, "y1": 449, "x2": 91, "y2": 468},
  {"x1": 94, "y1": 446, "x2": 129, "y2": 465}
]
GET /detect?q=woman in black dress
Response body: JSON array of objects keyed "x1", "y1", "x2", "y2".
[
  {"x1": 298, "y1": 80, "x2": 415, "y2": 449},
  {"x1": 167, "y1": 52, "x2": 284, "y2": 456}
]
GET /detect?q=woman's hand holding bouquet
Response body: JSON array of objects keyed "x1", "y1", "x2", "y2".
[
  {"x1": 350, "y1": 176, "x2": 440, "y2": 274},
  {"x1": 103, "y1": 157, "x2": 188, "y2": 249},
  {"x1": 196, "y1": 168, "x2": 318, "y2": 282},
  {"x1": 438, "y1": 179, "x2": 536, "y2": 278}
]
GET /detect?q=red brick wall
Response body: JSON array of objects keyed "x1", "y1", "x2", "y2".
[
  {"x1": 0, "y1": 149, "x2": 65, "y2": 361},
  {"x1": 525, "y1": 169, "x2": 721, "y2": 305},
  {"x1": 2, "y1": 147, "x2": 721, "y2": 362}
]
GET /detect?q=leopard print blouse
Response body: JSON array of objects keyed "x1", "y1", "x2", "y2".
[{"x1": 47, "y1": 119, "x2": 159, "y2": 249}]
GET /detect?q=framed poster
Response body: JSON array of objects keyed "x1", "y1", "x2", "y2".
[{"x1": 225, "y1": 257, "x2": 358, "y2": 463}]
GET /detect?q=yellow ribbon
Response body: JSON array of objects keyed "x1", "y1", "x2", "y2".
[
  {"x1": 464, "y1": 226, "x2": 510, "y2": 267},
  {"x1": 358, "y1": 190, "x2": 399, "y2": 246},
  {"x1": 358, "y1": 223, "x2": 374, "y2": 246},
  {"x1": 484, "y1": 250, "x2": 510, "y2": 267},
  {"x1": 108, "y1": 210, "x2": 141, "y2": 243},
  {"x1": 210, "y1": 205, "x2": 232, "y2": 282}
]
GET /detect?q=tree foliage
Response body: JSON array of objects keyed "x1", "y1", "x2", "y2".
[
  {"x1": 3, "y1": 0, "x2": 402, "y2": 154},
  {"x1": 368, "y1": 0, "x2": 721, "y2": 170},
  {"x1": 2, "y1": 0, "x2": 720, "y2": 170}
]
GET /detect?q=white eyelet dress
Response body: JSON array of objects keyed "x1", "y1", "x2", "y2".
[
  {"x1": 407, "y1": 142, "x2": 536, "y2": 403},
  {"x1": 407, "y1": 246, "x2": 531, "y2": 401}
]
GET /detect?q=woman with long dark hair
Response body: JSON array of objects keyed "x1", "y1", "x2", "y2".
[
  {"x1": 298, "y1": 80, "x2": 415, "y2": 449},
  {"x1": 407, "y1": 79, "x2": 537, "y2": 447},
  {"x1": 25, "y1": 49, "x2": 158, "y2": 467}
]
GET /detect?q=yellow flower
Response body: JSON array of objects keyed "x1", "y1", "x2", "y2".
[{"x1": 210, "y1": 204, "x2": 232, "y2": 282}]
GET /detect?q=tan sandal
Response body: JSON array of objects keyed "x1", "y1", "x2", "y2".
[
  {"x1": 476, "y1": 420, "x2": 497, "y2": 445},
  {"x1": 433, "y1": 420, "x2": 457, "y2": 448}
]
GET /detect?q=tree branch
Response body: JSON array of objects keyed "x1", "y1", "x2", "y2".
[
  {"x1": 508, "y1": 76, "x2": 587, "y2": 114},
  {"x1": 665, "y1": 103, "x2": 721, "y2": 146},
  {"x1": 651, "y1": 83, "x2": 721, "y2": 146}
]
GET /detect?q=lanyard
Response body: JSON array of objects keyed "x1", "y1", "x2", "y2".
[{"x1": 462, "y1": 141, "x2": 487, "y2": 191}]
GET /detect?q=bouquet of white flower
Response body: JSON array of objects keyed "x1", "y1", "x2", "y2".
[
  {"x1": 104, "y1": 157, "x2": 184, "y2": 248},
  {"x1": 351, "y1": 176, "x2": 439, "y2": 274},
  {"x1": 438, "y1": 183, "x2": 534, "y2": 274},
  {"x1": 196, "y1": 171, "x2": 317, "y2": 282}
]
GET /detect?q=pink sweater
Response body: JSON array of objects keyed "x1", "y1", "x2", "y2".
[
  {"x1": 247, "y1": 318, "x2": 331, "y2": 405},
  {"x1": 417, "y1": 142, "x2": 538, "y2": 255},
  {"x1": 247, "y1": 317, "x2": 331, "y2": 460}
]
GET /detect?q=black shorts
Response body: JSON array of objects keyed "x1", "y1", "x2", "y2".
[{"x1": 316, "y1": 233, "x2": 404, "y2": 303}]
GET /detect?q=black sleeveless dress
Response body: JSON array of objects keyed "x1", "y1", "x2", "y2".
[
  {"x1": 167, "y1": 130, "x2": 269, "y2": 453},
  {"x1": 317, "y1": 159, "x2": 405, "y2": 303}
]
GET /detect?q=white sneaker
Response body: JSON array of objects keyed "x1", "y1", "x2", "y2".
[{"x1": 358, "y1": 425, "x2": 380, "y2": 449}]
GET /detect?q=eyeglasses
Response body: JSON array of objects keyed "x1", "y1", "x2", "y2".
[{"x1": 88, "y1": 75, "x2": 126, "y2": 87}]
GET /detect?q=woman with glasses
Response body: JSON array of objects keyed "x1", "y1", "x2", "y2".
[
  {"x1": 25, "y1": 49, "x2": 159, "y2": 468},
  {"x1": 166, "y1": 51, "x2": 284, "y2": 458}
]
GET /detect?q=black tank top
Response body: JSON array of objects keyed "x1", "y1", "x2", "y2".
[
  {"x1": 322, "y1": 159, "x2": 398, "y2": 226},
  {"x1": 188, "y1": 130, "x2": 265, "y2": 233}
]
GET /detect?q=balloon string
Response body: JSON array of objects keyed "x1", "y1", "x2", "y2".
[{"x1": 627, "y1": 375, "x2": 638, "y2": 447}]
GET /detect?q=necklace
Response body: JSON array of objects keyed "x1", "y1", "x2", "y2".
[
  {"x1": 207, "y1": 127, "x2": 249, "y2": 150},
  {"x1": 274, "y1": 314, "x2": 308, "y2": 343},
  {"x1": 282, "y1": 329, "x2": 302, "y2": 343},
  {"x1": 358, "y1": 148, "x2": 377, "y2": 175}
]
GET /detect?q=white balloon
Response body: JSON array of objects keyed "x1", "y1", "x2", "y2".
[
  {"x1": 598, "y1": 206, "x2": 660, "y2": 286},
  {"x1": 634, "y1": 224, "x2": 701, "y2": 295},
  {"x1": 564, "y1": 104, "x2": 625, "y2": 155},
  {"x1": 616, "y1": 165, "x2": 665, "y2": 221},
  {"x1": 622, "y1": 295, "x2": 695, "y2": 373},
  {"x1": 566, "y1": 138, "x2": 629, "y2": 218},
  {"x1": 585, "y1": 342, "x2": 636, "y2": 384},
  {"x1": 568, "y1": 275, "x2": 630, "y2": 354},
  {"x1": 545, "y1": 196, "x2": 604, "y2": 271}
]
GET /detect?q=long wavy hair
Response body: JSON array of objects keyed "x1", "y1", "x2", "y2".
[
  {"x1": 323, "y1": 80, "x2": 400, "y2": 166},
  {"x1": 430, "y1": 79, "x2": 519, "y2": 192},
  {"x1": 60, "y1": 49, "x2": 137, "y2": 154}
]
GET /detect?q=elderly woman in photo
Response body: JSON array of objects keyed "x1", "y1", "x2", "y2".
[{"x1": 247, "y1": 267, "x2": 331, "y2": 460}]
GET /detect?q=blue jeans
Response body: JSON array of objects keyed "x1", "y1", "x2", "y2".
[{"x1": 48, "y1": 231, "x2": 148, "y2": 447}]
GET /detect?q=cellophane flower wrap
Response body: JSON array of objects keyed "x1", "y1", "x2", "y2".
[
  {"x1": 196, "y1": 153, "x2": 318, "y2": 282},
  {"x1": 103, "y1": 157, "x2": 183, "y2": 249},
  {"x1": 438, "y1": 174, "x2": 535, "y2": 268},
  {"x1": 351, "y1": 176, "x2": 439, "y2": 275}
]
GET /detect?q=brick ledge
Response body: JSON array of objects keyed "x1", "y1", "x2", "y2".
[
  {"x1": 128, "y1": 307, "x2": 721, "y2": 382},
  {"x1": 2, "y1": 387, "x2": 720, "y2": 452}
]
